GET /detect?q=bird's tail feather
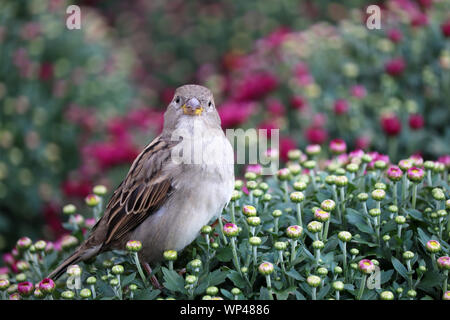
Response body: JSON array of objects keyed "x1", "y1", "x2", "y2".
[{"x1": 47, "y1": 250, "x2": 82, "y2": 280}]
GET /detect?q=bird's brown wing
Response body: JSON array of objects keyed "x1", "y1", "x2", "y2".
[{"x1": 92, "y1": 135, "x2": 179, "y2": 247}]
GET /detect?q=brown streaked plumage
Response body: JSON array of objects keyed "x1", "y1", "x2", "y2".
[{"x1": 48, "y1": 84, "x2": 235, "y2": 280}]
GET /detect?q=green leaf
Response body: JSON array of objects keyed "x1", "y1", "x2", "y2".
[
  {"x1": 207, "y1": 269, "x2": 228, "y2": 286},
  {"x1": 285, "y1": 269, "x2": 303, "y2": 281},
  {"x1": 406, "y1": 209, "x2": 424, "y2": 221},
  {"x1": 259, "y1": 287, "x2": 272, "y2": 300},
  {"x1": 161, "y1": 267, "x2": 186, "y2": 293},
  {"x1": 121, "y1": 273, "x2": 136, "y2": 287},
  {"x1": 346, "y1": 208, "x2": 373, "y2": 234},
  {"x1": 216, "y1": 246, "x2": 233, "y2": 262},
  {"x1": 134, "y1": 289, "x2": 160, "y2": 300},
  {"x1": 227, "y1": 270, "x2": 246, "y2": 288},
  {"x1": 391, "y1": 257, "x2": 409, "y2": 280}
]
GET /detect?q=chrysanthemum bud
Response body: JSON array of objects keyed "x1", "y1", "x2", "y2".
[
  {"x1": 245, "y1": 172, "x2": 257, "y2": 181},
  {"x1": 17, "y1": 281, "x2": 33, "y2": 297},
  {"x1": 206, "y1": 286, "x2": 218, "y2": 296},
  {"x1": 306, "y1": 275, "x2": 321, "y2": 287},
  {"x1": 109, "y1": 278, "x2": 119, "y2": 286},
  {"x1": 231, "y1": 288, "x2": 241, "y2": 296},
  {"x1": 86, "y1": 276, "x2": 97, "y2": 285},
  {"x1": 230, "y1": 190, "x2": 241, "y2": 202},
  {"x1": 67, "y1": 264, "x2": 82, "y2": 277},
  {"x1": 306, "y1": 145, "x2": 321, "y2": 156},
  {"x1": 332, "y1": 281, "x2": 344, "y2": 291},
  {"x1": 293, "y1": 181, "x2": 307, "y2": 191},
  {"x1": 338, "y1": 231, "x2": 352, "y2": 242},
  {"x1": 388, "y1": 205, "x2": 398, "y2": 213},
  {"x1": 432, "y1": 188, "x2": 445, "y2": 201},
  {"x1": 317, "y1": 267, "x2": 328, "y2": 276},
  {"x1": 16, "y1": 261, "x2": 30, "y2": 272},
  {"x1": 380, "y1": 291, "x2": 394, "y2": 300},
  {"x1": 374, "y1": 160, "x2": 387, "y2": 170},
  {"x1": 126, "y1": 240, "x2": 142, "y2": 252},
  {"x1": 362, "y1": 154, "x2": 372, "y2": 163},
  {"x1": 307, "y1": 221, "x2": 323, "y2": 233},
  {"x1": 274, "y1": 241, "x2": 287, "y2": 251},
  {"x1": 286, "y1": 225, "x2": 303, "y2": 239},
  {"x1": 426, "y1": 240, "x2": 441, "y2": 253},
  {"x1": 234, "y1": 180, "x2": 243, "y2": 190},
  {"x1": 201, "y1": 225, "x2": 212, "y2": 235},
  {"x1": 407, "y1": 290, "x2": 416, "y2": 298},
  {"x1": 334, "y1": 266, "x2": 343, "y2": 274},
  {"x1": 312, "y1": 240, "x2": 324, "y2": 250},
  {"x1": 358, "y1": 259, "x2": 375, "y2": 274},
  {"x1": 403, "y1": 251, "x2": 414, "y2": 260},
  {"x1": 334, "y1": 176, "x2": 348, "y2": 187},
  {"x1": 112, "y1": 265, "x2": 124, "y2": 275},
  {"x1": 288, "y1": 163, "x2": 302, "y2": 176},
  {"x1": 438, "y1": 210, "x2": 448, "y2": 218},
  {"x1": 258, "y1": 182, "x2": 269, "y2": 191},
  {"x1": 242, "y1": 205, "x2": 257, "y2": 217},
  {"x1": 246, "y1": 181, "x2": 258, "y2": 191},
  {"x1": 437, "y1": 256, "x2": 450, "y2": 270},
  {"x1": 223, "y1": 223, "x2": 239, "y2": 237},
  {"x1": 314, "y1": 209, "x2": 330, "y2": 222},
  {"x1": 272, "y1": 209, "x2": 282, "y2": 218},
  {"x1": 277, "y1": 168, "x2": 291, "y2": 181},
  {"x1": 325, "y1": 175, "x2": 336, "y2": 185},
  {"x1": 443, "y1": 291, "x2": 450, "y2": 301},
  {"x1": 163, "y1": 250, "x2": 178, "y2": 261},
  {"x1": 247, "y1": 216, "x2": 261, "y2": 227},
  {"x1": 320, "y1": 199, "x2": 336, "y2": 212},
  {"x1": 374, "y1": 182, "x2": 387, "y2": 190},
  {"x1": 407, "y1": 167, "x2": 425, "y2": 183},
  {"x1": 369, "y1": 208, "x2": 381, "y2": 217},
  {"x1": 80, "y1": 288, "x2": 92, "y2": 298},
  {"x1": 350, "y1": 248, "x2": 360, "y2": 256},
  {"x1": 0, "y1": 279, "x2": 10, "y2": 291},
  {"x1": 16, "y1": 237, "x2": 32, "y2": 251},
  {"x1": 398, "y1": 159, "x2": 413, "y2": 172},
  {"x1": 371, "y1": 189, "x2": 386, "y2": 201},
  {"x1": 423, "y1": 161, "x2": 435, "y2": 170},
  {"x1": 387, "y1": 166, "x2": 403, "y2": 182},
  {"x1": 395, "y1": 215, "x2": 406, "y2": 225},
  {"x1": 290, "y1": 191, "x2": 305, "y2": 203},
  {"x1": 262, "y1": 193, "x2": 272, "y2": 202},
  {"x1": 357, "y1": 193, "x2": 368, "y2": 202},
  {"x1": 93, "y1": 185, "x2": 108, "y2": 196},
  {"x1": 61, "y1": 235, "x2": 79, "y2": 250},
  {"x1": 249, "y1": 236, "x2": 262, "y2": 246},
  {"x1": 63, "y1": 204, "x2": 76, "y2": 215},
  {"x1": 61, "y1": 290, "x2": 75, "y2": 299},
  {"x1": 382, "y1": 235, "x2": 391, "y2": 242},
  {"x1": 85, "y1": 194, "x2": 100, "y2": 207},
  {"x1": 36, "y1": 279, "x2": 54, "y2": 296},
  {"x1": 258, "y1": 262, "x2": 274, "y2": 276},
  {"x1": 335, "y1": 168, "x2": 346, "y2": 176}
]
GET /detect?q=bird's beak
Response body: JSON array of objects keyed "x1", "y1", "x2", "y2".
[{"x1": 182, "y1": 97, "x2": 203, "y2": 116}]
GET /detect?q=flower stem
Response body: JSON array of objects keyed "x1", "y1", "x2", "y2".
[
  {"x1": 133, "y1": 252, "x2": 148, "y2": 287},
  {"x1": 290, "y1": 240, "x2": 297, "y2": 266},
  {"x1": 296, "y1": 203, "x2": 303, "y2": 228},
  {"x1": 311, "y1": 287, "x2": 317, "y2": 300},
  {"x1": 218, "y1": 214, "x2": 228, "y2": 245},
  {"x1": 357, "y1": 275, "x2": 367, "y2": 300},
  {"x1": 411, "y1": 183, "x2": 418, "y2": 209},
  {"x1": 230, "y1": 237, "x2": 242, "y2": 276}
]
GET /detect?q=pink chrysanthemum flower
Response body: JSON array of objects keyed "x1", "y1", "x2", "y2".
[
  {"x1": 286, "y1": 225, "x2": 303, "y2": 239},
  {"x1": 437, "y1": 256, "x2": 450, "y2": 270},
  {"x1": 329, "y1": 139, "x2": 347, "y2": 154},
  {"x1": 387, "y1": 166, "x2": 403, "y2": 182},
  {"x1": 407, "y1": 167, "x2": 425, "y2": 182},
  {"x1": 223, "y1": 223, "x2": 239, "y2": 237},
  {"x1": 425, "y1": 240, "x2": 441, "y2": 253},
  {"x1": 358, "y1": 259, "x2": 375, "y2": 274}
]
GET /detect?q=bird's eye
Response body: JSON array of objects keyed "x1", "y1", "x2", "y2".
[
  {"x1": 208, "y1": 101, "x2": 212, "y2": 107},
  {"x1": 175, "y1": 97, "x2": 180, "y2": 104}
]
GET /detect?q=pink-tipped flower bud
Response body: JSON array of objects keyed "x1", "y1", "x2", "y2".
[
  {"x1": 258, "y1": 262, "x2": 274, "y2": 275},
  {"x1": 387, "y1": 166, "x2": 403, "y2": 182},
  {"x1": 358, "y1": 259, "x2": 375, "y2": 274},
  {"x1": 437, "y1": 256, "x2": 450, "y2": 270},
  {"x1": 407, "y1": 167, "x2": 425, "y2": 183},
  {"x1": 126, "y1": 240, "x2": 142, "y2": 252},
  {"x1": 286, "y1": 225, "x2": 303, "y2": 239},
  {"x1": 223, "y1": 223, "x2": 239, "y2": 237},
  {"x1": 38, "y1": 278, "x2": 55, "y2": 295}
]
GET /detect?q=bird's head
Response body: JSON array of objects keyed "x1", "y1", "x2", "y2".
[{"x1": 162, "y1": 84, "x2": 221, "y2": 134}]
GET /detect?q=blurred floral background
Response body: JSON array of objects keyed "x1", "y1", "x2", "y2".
[{"x1": 0, "y1": 0, "x2": 449, "y2": 252}]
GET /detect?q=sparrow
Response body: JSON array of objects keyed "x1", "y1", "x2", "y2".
[{"x1": 48, "y1": 84, "x2": 235, "y2": 280}]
